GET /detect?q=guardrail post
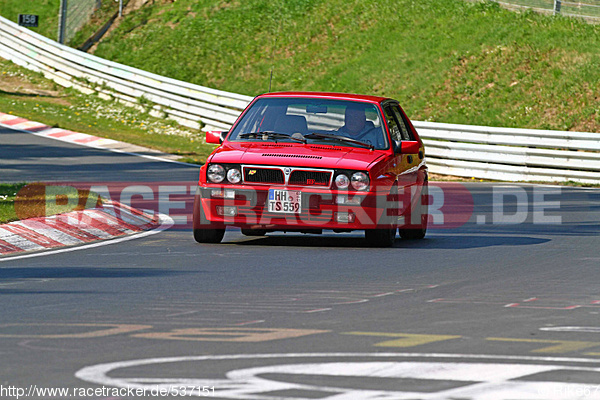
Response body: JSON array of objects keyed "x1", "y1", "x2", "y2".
[
  {"x1": 58, "y1": 0, "x2": 68, "y2": 44},
  {"x1": 554, "y1": 0, "x2": 562, "y2": 14}
]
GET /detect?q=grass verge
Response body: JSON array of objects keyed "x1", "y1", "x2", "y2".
[
  {"x1": 0, "y1": 183, "x2": 106, "y2": 224},
  {"x1": 0, "y1": 183, "x2": 26, "y2": 224},
  {"x1": 0, "y1": 58, "x2": 216, "y2": 164},
  {"x1": 3, "y1": 0, "x2": 599, "y2": 132},
  {"x1": 88, "y1": 0, "x2": 600, "y2": 133}
]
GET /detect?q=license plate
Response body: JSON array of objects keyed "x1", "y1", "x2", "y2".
[{"x1": 268, "y1": 189, "x2": 301, "y2": 214}]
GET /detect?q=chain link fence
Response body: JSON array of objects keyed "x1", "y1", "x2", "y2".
[
  {"x1": 491, "y1": 0, "x2": 600, "y2": 21},
  {"x1": 58, "y1": 0, "x2": 101, "y2": 43}
]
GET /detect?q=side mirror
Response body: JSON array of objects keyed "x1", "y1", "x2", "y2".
[
  {"x1": 206, "y1": 131, "x2": 227, "y2": 144},
  {"x1": 397, "y1": 140, "x2": 420, "y2": 154}
]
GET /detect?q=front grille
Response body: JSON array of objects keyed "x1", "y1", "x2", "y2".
[
  {"x1": 232, "y1": 190, "x2": 336, "y2": 224},
  {"x1": 243, "y1": 168, "x2": 284, "y2": 184},
  {"x1": 289, "y1": 170, "x2": 331, "y2": 187},
  {"x1": 236, "y1": 205, "x2": 334, "y2": 224}
]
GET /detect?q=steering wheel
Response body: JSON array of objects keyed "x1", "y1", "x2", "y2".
[{"x1": 353, "y1": 126, "x2": 381, "y2": 147}]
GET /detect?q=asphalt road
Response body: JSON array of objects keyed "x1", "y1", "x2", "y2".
[
  {"x1": 0, "y1": 126, "x2": 199, "y2": 182},
  {"x1": 1, "y1": 125, "x2": 600, "y2": 399}
]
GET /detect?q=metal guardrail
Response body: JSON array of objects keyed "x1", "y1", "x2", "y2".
[
  {"x1": 491, "y1": 0, "x2": 600, "y2": 21},
  {"x1": 0, "y1": 15, "x2": 598, "y2": 184},
  {"x1": 414, "y1": 121, "x2": 600, "y2": 183},
  {"x1": 0, "y1": 15, "x2": 253, "y2": 132}
]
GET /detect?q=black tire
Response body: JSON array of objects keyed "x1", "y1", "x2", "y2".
[
  {"x1": 192, "y1": 193, "x2": 225, "y2": 243},
  {"x1": 365, "y1": 185, "x2": 398, "y2": 247},
  {"x1": 364, "y1": 227, "x2": 396, "y2": 247},
  {"x1": 399, "y1": 179, "x2": 428, "y2": 240},
  {"x1": 193, "y1": 227, "x2": 225, "y2": 243},
  {"x1": 398, "y1": 225, "x2": 426, "y2": 240}
]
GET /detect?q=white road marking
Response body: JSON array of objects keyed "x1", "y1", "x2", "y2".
[
  {"x1": 541, "y1": 326, "x2": 600, "y2": 333},
  {"x1": 76, "y1": 352, "x2": 600, "y2": 400}
]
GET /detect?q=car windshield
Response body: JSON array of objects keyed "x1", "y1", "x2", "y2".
[{"x1": 228, "y1": 98, "x2": 389, "y2": 150}]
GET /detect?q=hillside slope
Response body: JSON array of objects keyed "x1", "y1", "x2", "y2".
[
  {"x1": 2, "y1": 0, "x2": 599, "y2": 132},
  {"x1": 91, "y1": 0, "x2": 600, "y2": 132}
]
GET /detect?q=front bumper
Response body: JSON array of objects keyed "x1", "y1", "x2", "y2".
[{"x1": 194, "y1": 185, "x2": 418, "y2": 231}]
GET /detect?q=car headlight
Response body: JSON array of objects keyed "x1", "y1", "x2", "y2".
[
  {"x1": 351, "y1": 172, "x2": 369, "y2": 191},
  {"x1": 335, "y1": 174, "x2": 350, "y2": 189},
  {"x1": 207, "y1": 164, "x2": 225, "y2": 183},
  {"x1": 227, "y1": 168, "x2": 242, "y2": 184}
]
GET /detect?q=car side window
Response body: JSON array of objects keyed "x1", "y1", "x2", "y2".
[
  {"x1": 383, "y1": 105, "x2": 401, "y2": 142},
  {"x1": 391, "y1": 106, "x2": 413, "y2": 141}
]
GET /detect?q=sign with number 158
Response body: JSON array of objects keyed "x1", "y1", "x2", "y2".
[{"x1": 18, "y1": 14, "x2": 39, "y2": 28}]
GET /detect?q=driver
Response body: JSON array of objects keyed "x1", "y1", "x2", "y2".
[{"x1": 337, "y1": 104, "x2": 383, "y2": 147}]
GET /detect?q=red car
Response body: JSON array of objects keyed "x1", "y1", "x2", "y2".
[{"x1": 193, "y1": 92, "x2": 428, "y2": 247}]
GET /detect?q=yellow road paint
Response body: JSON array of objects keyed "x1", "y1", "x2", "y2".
[
  {"x1": 0, "y1": 323, "x2": 151, "y2": 338},
  {"x1": 343, "y1": 332, "x2": 462, "y2": 347},
  {"x1": 3, "y1": 322, "x2": 598, "y2": 356},
  {"x1": 486, "y1": 337, "x2": 600, "y2": 353},
  {"x1": 132, "y1": 327, "x2": 330, "y2": 342}
]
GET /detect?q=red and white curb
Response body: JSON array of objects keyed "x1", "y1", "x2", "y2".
[
  {"x1": 0, "y1": 113, "x2": 119, "y2": 147},
  {"x1": 0, "y1": 112, "x2": 187, "y2": 259},
  {"x1": 0, "y1": 112, "x2": 188, "y2": 164},
  {"x1": 0, "y1": 201, "x2": 172, "y2": 257}
]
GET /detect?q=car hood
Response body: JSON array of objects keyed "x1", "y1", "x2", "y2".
[{"x1": 208, "y1": 142, "x2": 386, "y2": 170}]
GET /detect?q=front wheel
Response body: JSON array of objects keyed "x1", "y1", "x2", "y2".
[
  {"x1": 365, "y1": 186, "x2": 400, "y2": 247},
  {"x1": 398, "y1": 180, "x2": 428, "y2": 240},
  {"x1": 192, "y1": 193, "x2": 225, "y2": 243},
  {"x1": 398, "y1": 225, "x2": 426, "y2": 240},
  {"x1": 193, "y1": 228, "x2": 225, "y2": 243},
  {"x1": 364, "y1": 228, "x2": 396, "y2": 247}
]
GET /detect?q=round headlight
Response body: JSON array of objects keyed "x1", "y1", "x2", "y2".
[
  {"x1": 351, "y1": 172, "x2": 369, "y2": 191},
  {"x1": 335, "y1": 174, "x2": 350, "y2": 189},
  {"x1": 207, "y1": 164, "x2": 225, "y2": 183},
  {"x1": 227, "y1": 168, "x2": 242, "y2": 184}
]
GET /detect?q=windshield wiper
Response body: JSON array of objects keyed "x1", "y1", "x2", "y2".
[
  {"x1": 304, "y1": 132, "x2": 374, "y2": 150},
  {"x1": 238, "y1": 131, "x2": 306, "y2": 143}
]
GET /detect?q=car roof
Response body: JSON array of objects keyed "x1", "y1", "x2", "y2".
[{"x1": 256, "y1": 91, "x2": 391, "y2": 104}]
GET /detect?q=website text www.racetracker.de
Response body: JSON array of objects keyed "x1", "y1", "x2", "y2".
[{"x1": 0, "y1": 384, "x2": 216, "y2": 398}]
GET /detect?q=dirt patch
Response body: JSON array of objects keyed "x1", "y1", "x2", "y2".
[
  {"x1": 0, "y1": 74, "x2": 71, "y2": 106},
  {"x1": 87, "y1": 0, "x2": 151, "y2": 53},
  {"x1": 125, "y1": 0, "x2": 152, "y2": 15},
  {"x1": 428, "y1": 173, "x2": 478, "y2": 182}
]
